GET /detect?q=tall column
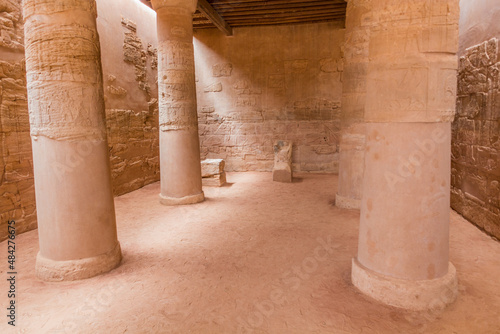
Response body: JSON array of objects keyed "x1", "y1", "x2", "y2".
[
  {"x1": 23, "y1": 0, "x2": 121, "y2": 281},
  {"x1": 151, "y1": 0, "x2": 204, "y2": 205},
  {"x1": 336, "y1": 0, "x2": 370, "y2": 210},
  {"x1": 351, "y1": 0, "x2": 460, "y2": 310}
]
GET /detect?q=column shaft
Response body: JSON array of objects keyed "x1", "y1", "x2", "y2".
[
  {"x1": 352, "y1": 0, "x2": 460, "y2": 310},
  {"x1": 337, "y1": 0, "x2": 370, "y2": 209},
  {"x1": 153, "y1": 0, "x2": 204, "y2": 205},
  {"x1": 23, "y1": 0, "x2": 121, "y2": 281}
]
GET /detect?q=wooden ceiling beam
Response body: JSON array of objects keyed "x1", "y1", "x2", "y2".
[
  {"x1": 215, "y1": 3, "x2": 345, "y2": 13},
  {"x1": 197, "y1": 0, "x2": 233, "y2": 36}
]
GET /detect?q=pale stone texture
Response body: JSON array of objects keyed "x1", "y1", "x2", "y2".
[
  {"x1": 201, "y1": 158, "x2": 226, "y2": 187},
  {"x1": 458, "y1": 0, "x2": 500, "y2": 54},
  {"x1": 452, "y1": 38, "x2": 500, "y2": 239},
  {"x1": 273, "y1": 141, "x2": 293, "y2": 183},
  {"x1": 152, "y1": 0, "x2": 204, "y2": 205},
  {"x1": 194, "y1": 23, "x2": 343, "y2": 174},
  {"x1": 336, "y1": 0, "x2": 370, "y2": 209},
  {"x1": 352, "y1": 0, "x2": 460, "y2": 310},
  {"x1": 0, "y1": 0, "x2": 23, "y2": 51},
  {"x1": 201, "y1": 158, "x2": 225, "y2": 177},
  {"x1": 23, "y1": 0, "x2": 121, "y2": 280},
  {"x1": 1, "y1": 0, "x2": 161, "y2": 242},
  {"x1": 96, "y1": 0, "x2": 160, "y2": 196},
  {"x1": 202, "y1": 172, "x2": 226, "y2": 187},
  {"x1": 0, "y1": 0, "x2": 36, "y2": 242}
]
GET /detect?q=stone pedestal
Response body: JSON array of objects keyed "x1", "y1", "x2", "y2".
[
  {"x1": 336, "y1": 0, "x2": 370, "y2": 210},
  {"x1": 351, "y1": 0, "x2": 460, "y2": 310},
  {"x1": 201, "y1": 159, "x2": 226, "y2": 187},
  {"x1": 152, "y1": 0, "x2": 204, "y2": 205},
  {"x1": 273, "y1": 141, "x2": 293, "y2": 183},
  {"x1": 23, "y1": 0, "x2": 121, "y2": 281}
]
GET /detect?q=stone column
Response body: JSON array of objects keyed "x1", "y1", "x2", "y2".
[
  {"x1": 23, "y1": 0, "x2": 121, "y2": 281},
  {"x1": 351, "y1": 0, "x2": 460, "y2": 310},
  {"x1": 336, "y1": 0, "x2": 370, "y2": 209},
  {"x1": 151, "y1": 0, "x2": 204, "y2": 205}
]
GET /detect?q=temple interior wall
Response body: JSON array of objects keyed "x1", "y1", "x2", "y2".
[
  {"x1": 0, "y1": 0, "x2": 35, "y2": 241},
  {"x1": 194, "y1": 23, "x2": 345, "y2": 173},
  {"x1": 451, "y1": 0, "x2": 500, "y2": 239}
]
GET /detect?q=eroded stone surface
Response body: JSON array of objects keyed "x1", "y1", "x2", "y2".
[
  {"x1": 201, "y1": 158, "x2": 225, "y2": 177},
  {"x1": 336, "y1": 0, "x2": 371, "y2": 209},
  {"x1": 0, "y1": 0, "x2": 23, "y2": 51},
  {"x1": 0, "y1": 0, "x2": 36, "y2": 242},
  {"x1": 354, "y1": 0, "x2": 460, "y2": 310},
  {"x1": 97, "y1": 0, "x2": 160, "y2": 197},
  {"x1": 452, "y1": 37, "x2": 500, "y2": 239},
  {"x1": 23, "y1": 0, "x2": 121, "y2": 280},
  {"x1": 194, "y1": 23, "x2": 343, "y2": 174},
  {"x1": 202, "y1": 172, "x2": 226, "y2": 187},
  {"x1": 154, "y1": 0, "x2": 204, "y2": 204},
  {"x1": 273, "y1": 141, "x2": 293, "y2": 183},
  {"x1": 201, "y1": 159, "x2": 226, "y2": 187}
]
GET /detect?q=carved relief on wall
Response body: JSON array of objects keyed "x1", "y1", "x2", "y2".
[{"x1": 0, "y1": 0, "x2": 24, "y2": 51}]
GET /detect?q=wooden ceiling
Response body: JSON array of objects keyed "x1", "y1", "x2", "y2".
[{"x1": 141, "y1": 0, "x2": 347, "y2": 35}]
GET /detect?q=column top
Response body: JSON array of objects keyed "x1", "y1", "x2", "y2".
[{"x1": 151, "y1": 0, "x2": 197, "y2": 13}]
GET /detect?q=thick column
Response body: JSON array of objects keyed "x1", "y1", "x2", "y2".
[
  {"x1": 336, "y1": 0, "x2": 370, "y2": 209},
  {"x1": 351, "y1": 0, "x2": 460, "y2": 310},
  {"x1": 23, "y1": 0, "x2": 121, "y2": 281},
  {"x1": 152, "y1": 0, "x2": 204, "y2": 205}
]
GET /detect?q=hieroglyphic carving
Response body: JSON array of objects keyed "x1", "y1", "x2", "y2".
[
  {"x1": 24, "y1": 13, "x2": 106, "y2": 140},
  {"x1": 268, "y1": 75, "x2": 285, "y2": 89},
  {"x1": 204, "y1": 82, "x2": 222, "y2": 92},
  {"x1": 452, "y1": 37, "x2": 500, "y2": 239},
  {"x1": 158, "y1": 39, "x2": 197, "y2": 131},
  {"x1": 284, "y1": 59, "x2": 309, "y2": 73},
  {"x1": 320, "y1": 58, "x2": 343, "y2": 73},
  {"x1": 363, "y1": 0, "x2": 459, "y2": 123},
  {"x1": 212, "y1": 63, "x2": 232, "y2": 77},
  {"x1": 22, "y1": 0, "x2": 97, "y2": 19},
  {"x1": 160, "y1": 41, "x2": 194, "y2": 72}
]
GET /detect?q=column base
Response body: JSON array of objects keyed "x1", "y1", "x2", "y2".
[
  {"x1": 36, "y1": 242, "x2": 122, "y2": 282},
  {"x1": 336, "y1": 193, "x2": 361, "y2": 210},
  {"x1": 351, "y1": 258, "x2": 458, "y2": 311},
  {"x1": 159, "y1": 191, "x2": 205, "y2": 206}
]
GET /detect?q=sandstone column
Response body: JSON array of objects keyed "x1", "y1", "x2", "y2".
[
  {"x1": 336, "y1": 0, "x2": 370, "y2": 209},
  {"x1": 151, "y1": 0, "x2": 204, "y2": 205},
  {"x1": 351, "y1": 0, "x2": 460, "y2": 310},
  {"x1": 23, "y1": 0, "x2": 121, "y2": 281}
]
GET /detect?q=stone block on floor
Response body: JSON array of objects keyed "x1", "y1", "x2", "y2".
[
  {"x1": 273, "y1": 141, "x2": 293, "y2": 183},
  {"x1": 202, "y1": 172, "x2": 226, "y2": 187},
  {"x1": 201, "y1": 159, "x2": 226, "y2": 187},
  {"x1": 201, "y1": 159, "x2": 225, "y2": 177}
]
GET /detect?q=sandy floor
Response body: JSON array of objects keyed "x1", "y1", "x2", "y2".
[{"x1": 1, "y1": 172, "x2": 500, "y2": 334}]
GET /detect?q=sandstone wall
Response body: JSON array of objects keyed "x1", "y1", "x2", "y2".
[
  {"x1": 0, "y1": 0, "x2": 36, "y2": 242},
  {"x1": 96, "y1": 0, "x2": 160, "y2": 196},
  {"x1": 0, "y1": 0, "x2": 160, "y2": 242},
  {"x1": 194, "y1": 23, "x2": 344, "y2": 173},
  {"x1": 454, "y1": 1, "x2": 500, "y2": 239},
  {"x1": 452, "y1": 38, "x2": 500, "y2": 239}
]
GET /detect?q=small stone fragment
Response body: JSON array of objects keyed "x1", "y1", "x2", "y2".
[{"x1": 273, "y1": 141, "x2": 293, "y2": 183}]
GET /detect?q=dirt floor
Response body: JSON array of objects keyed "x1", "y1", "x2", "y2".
[{"x1": 1, "y1": 172, "x2": 500, "y2": 334}]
